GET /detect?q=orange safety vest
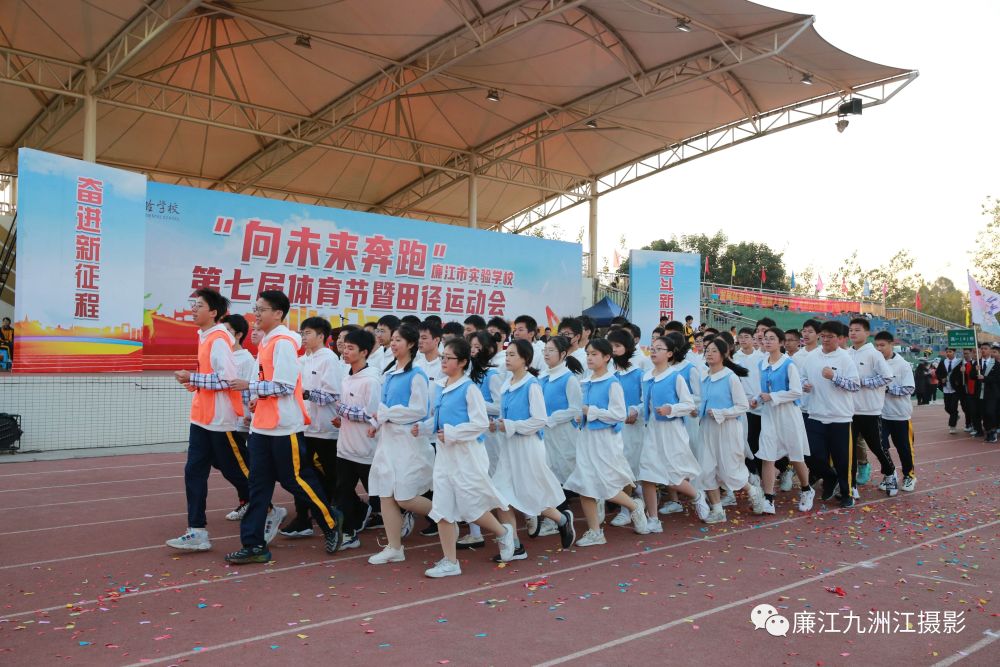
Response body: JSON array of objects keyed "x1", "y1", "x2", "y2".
[
  {"x1": 191, "y1": 330, "x2": 245, "y2": 425},
  {"x1": 253, "y1": 334, "x2": 310, "y2": 430}
]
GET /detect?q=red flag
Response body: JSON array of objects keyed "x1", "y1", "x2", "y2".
[
  {"x1": 704, "y1": 256, "x2": 710, "y2": 275},
  {"x1": 841, "y1": 277, "x2": 848, "y2": 294},
  {"x1": 760, "y1": 267, "x2": 767, "y2": 283},
  {"x1": 915, "y1": 291, "x2": 922, "y2": 311}
]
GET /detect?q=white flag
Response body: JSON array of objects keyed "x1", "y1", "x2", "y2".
[{"x1": 968, "y1": 273, "x2": 1000, "y2": 336}]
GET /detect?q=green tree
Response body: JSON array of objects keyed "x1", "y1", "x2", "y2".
[
  {"x1": 972, "y1": 197, "x2": 1000, "y2": 291},
  {"x1": 789, "y1": 265, "x2": 816, "y2": 295},
  {"x1": 917, "y1": 277, "x2": 967, "y2": 324},
  {"x1": 616, "y1": 237, "x2": 683, "y2": 276},
  {"x1": 828, "y1": 249, "x2": 923, "y2": 307},
  {"x1": 719, "y1": 241, "x2": 786, "y2": 290}
]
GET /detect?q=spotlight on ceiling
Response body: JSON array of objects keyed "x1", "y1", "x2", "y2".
[
  {"x1": 486, "y1": 89, "x2": 501, "y2": 102},
  {"x1": 836, "y1": 118, "x2": 849, "y2": 133},
  {"x1": 585, "y1": 119, "x2": 598, "y2": 129},
  {"x1": 676, "y1": 18, "x2": 692, "y2": 32},
  {"x1": 800, "y1": 73, "x2": 813, "y2": 85},
  {"x1": 295, "y1": 34, "x2": 311, "y2": 49}
]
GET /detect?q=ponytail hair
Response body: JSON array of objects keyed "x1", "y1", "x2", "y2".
[
  {"x1": 547, "y1": 335, "x2": 583, "y2": 375},
  {"x1": 384, "y1": 323, "x2": 419, "y2": 375},
  {"x1": 509, "y1": 338, "x2": 539, "y2": 377},
  {"x1": 606, "y1": 328, "x2": 635, "y2": 371},
  {"x1": 705, "y1": 337, "x2": 749, "y2": 377},
  {"x1": 446, "y1": 337, "x2": 488, "y2": 385},
  {"x1": 469, "y1": 330, "x2": 497, "y2": 370},
  {"x1": 658, "y1": 335, "x2": 688, "y2": 363}
]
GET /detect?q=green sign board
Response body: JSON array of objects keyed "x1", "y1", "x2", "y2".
[{"x1": 947, "y1": 328, "x2": 977, "y2": 348}]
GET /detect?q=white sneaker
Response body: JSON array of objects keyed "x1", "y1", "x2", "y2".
[
  {"x1": 425, "y1": 558, "x2": 461, "y2": 578},
  {"x1": 760, "y1": 498, "x2": 776, "y2": 515},
  {"x1": 525, "y1": 514, "x2": 539, "y2": 536},
  {"x1": 264, "y1": 506, "x2": 287, "y2": 545},
  {"x1": 166, "y1": 528, "x2": 211, "y2": 551},
  {"x1": 611, "y1": 508, "x2": 632, "y2": 527},
  {"x1": 901, "y1": 475, "x2": 916, "y2": 492},
  {"x1": 949, "y1": 427, "x2": 958, "y2": 435},
  {"x1": 368, "y1": 546, "x2": 405, "y2": 565},
  {"x1": 225, "y1": 502, "x2": 249, "y2": 521},
  {"x1": 659, "y1": 501, "x2": 684, "y2": 515},
  {"x1": 456, "y1": 533, "x2": 485, "y2": 548},
  {"x1": 779, "y1": 469, "x2": 795, "y2": 492},
  {"x1": 630, "y1": 499, "x2": 648, "y2": 534},
  {"x1": 596, "y1": 502, "x2": 605, "y2": 525},
  {"x1": 852, "y1": 488, "x2": 860, "y2": 499},
  {"x1": 704, "y1": 508, "x2": 726, "y2": 524},
  {"x1": 575, "y1": 528, "x2": 606, "y2": 547},
  {"x1": 400, "y1": 511, "x2": 415, "y2": 539},
  {"x1": 645, "y1": 518, "x2": 663, "y2": 533},
  {"x1": 537, "y1": 518, "x2": 559, "y2": 536},
  {"x1": 497, "y1": 524, "x2": 516, "y2": 562},
  {"x1": 798, "y1": 488, "x2": 815, "y2": 512},
  {"x1": 692, "y1": 491, "x2": 710, "y2": 521},
  {"x1": 748, "y1": 485, "x2": 765, "y2": 514},
  {"x1": 748, "y1": 473, "x2": 762, "y2": 488},
  {"x1": 338, "y1": 531, "x2": 361, "y2": 551},
  {"x1": 720, "y1": 490, "x2": 737, "y2": 507}
]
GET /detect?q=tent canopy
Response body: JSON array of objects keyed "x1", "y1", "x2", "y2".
[
  {"x1": 583, "y1": 295, "x2": 624, "y2": 326},
  {"x1": 0, "y1": 0, "x2": 916, "y2": 231}
]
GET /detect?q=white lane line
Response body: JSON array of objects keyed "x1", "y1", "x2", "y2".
[
  {"x1": 128, "y1": 518, "x2": 1000, "y2": 667},
  {"x1": 0, "y1": 475, "x2": 183, "y2": 493},
  {"x1": 0, "y1": 486, "x2": 228, "y2": 511},
  {"x1": 931, "y1": 629, "x2": 1000, "y2": 667},
  {"x1": 904, "y1": 572, "x2": 976, "y2": 588},
  {"x1": 0, "y1": 508, "x2": 230, "y2": 536},
  {"x1": 532, "y1": 520, "x2": 1000, "y2": 667},
  {"x1": 0, "y1": 460, "x2": 185, "y2": 477}
]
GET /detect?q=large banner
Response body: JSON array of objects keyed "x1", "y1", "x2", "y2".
[
  {"x1": 629, "y1": 250, "x2": 700, "y2": 348},
  {"x1": 143, "y1": 183, "x2": 581, "y2": 368},
  {"x1": 708, "y1": 285, "x2": 867, "y2": 315},
  {"x1": 14, "y1": 149, "x2": 147, "y2": 372}
]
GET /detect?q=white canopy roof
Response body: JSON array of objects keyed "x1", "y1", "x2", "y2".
[{"x1": 0, "y1": 0, "x2": 916, "y2": 231}]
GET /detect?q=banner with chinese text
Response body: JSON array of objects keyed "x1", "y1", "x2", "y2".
[
  {"x1": 143, "y1": 183, "x2": 581, "y2": 369},
  {"x1": 709, "y1": 285, "x2": 866, "y2": 315},
  {"x1": 629, "y1": 250, "x2": 700, "y2": 349},
  {"x1": 14, "y1": 149, "x2": 146, "y2": 372}
]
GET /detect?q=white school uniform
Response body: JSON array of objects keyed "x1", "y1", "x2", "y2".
[
  {"x1": 422, "y1": 377, "x2": 510, "y2": 523},
  {"x1": 300, "y1": 347, "x2": 344, "y2": 440},
  {"x1": 368, "y1": 346, "x2": 390, "y2": 377},
  {"x1": 541, "y1": 363, "x2": 582, "y2": 483},
  {"x1": 792, "y1": 347, "x2": 816, "y2": 414},
  {"x1": 638, "y1": 366, "x2": 702, "y2": 486},
  {"x1": 695, "y1": 368, "x2": 751, "y2": 492},
  {"x1": 675, "y1": 357, "x2": 704, "y2": 456},
  {"x1": 335, "y1": 365, "x2": 381, "y2": 465},
  {"x1": 492, "y1": 374, "x2": 566, "y2": 515},
  {"x1": 617, "y1": 365, "x2": 646, "y2": 479},
  {"x1": 752, "y1": 354, "x2": 810, "y2": 462},
  {"x1": 370, "y1": 367, "x2": 433, "y2": 501},
  {"x1": 570, "y1": 347, "x2": 590, "y2": 379},
  {"x1": 479, "y1": 370, "x2": 504, "y2": 476},
  {"x1": 530, "y1": 339, "x2": 546, "y2": 373},
  {"x1": 630, "y1": 349, "x2": 654, "y2": 374},
  {"x1": 563, "y1": 374, "x2": 635, "y2": 499},
  {"x1": 233, "y1": 348, "x2": 257, "y2": 433}
]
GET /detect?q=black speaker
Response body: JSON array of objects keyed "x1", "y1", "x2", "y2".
[{"x1": 838, "y1": 99, "x2": 862, "y2": 116}]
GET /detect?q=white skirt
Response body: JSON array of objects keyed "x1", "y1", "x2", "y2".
[
  {"x1": 483, "y1": 430, "x2": 501, "y2": 476},
  {"x1": 544, "y1": 422, "x2": 577, "y2": 484},
  {"x1": 683, "y1": 416, "x2": 702, "y2": 457},
  {"x1": 638, "y1": 418, "x2": 702, "y2": 486},
  {"x1": 758, "y1": 402, "x2": 811, "y2": 462},
  {"x1": 563, "y1": 427, "x2": 635, "y2": 500},
  {"x1": 621, "y1": 420, "x2": 644, "y2": 480},
  {"x1": 429, "y1": 437, "x2": 510, "y2": 523},
  {"x1": 492, "y1": 432, "x2": 566, "y2": 515},
  {"x1": 368, "y1": 422, "x2": 435, "y2": 501},
  {"x1": 695, "y1": 418, "x2": 750, "y2": 492}
]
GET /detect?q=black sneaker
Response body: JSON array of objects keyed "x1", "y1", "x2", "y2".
[
  {"x1": 225, "y1": 545, "x2": 271, "y2": 564},
  {"x1": 558, "y1": 510, "x2": 576, "y2": 549},
  {"x1": 364, "y1": 513, "x2": 384, "y2": 531},
  {"x1": 279, "y1": 515, "x2": 314, "y2": 538},
  {"x1": 821, "y1": 479, "x2": 838, "y2": 502},
  {"x1": 839, "y1": 496, "x2": 855, "y2": 509},
  {"x1": 492, "y1": 544, "x2": 527, "y2": 562},
  {"x1": 420, "y1": 522, "x2": 439, "y2": 537},
  {"x1": 323, "y1": 507, "x2": 345, "y2": 554}
]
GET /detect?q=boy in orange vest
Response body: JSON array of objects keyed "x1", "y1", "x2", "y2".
[
  {"x1": 225, "y1": 290, "x2": 344, "y2": 564},
  {"x1": 168, "y1": 289, "x2": 275, "y2": 551}
]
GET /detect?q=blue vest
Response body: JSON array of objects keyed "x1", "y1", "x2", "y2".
[
  {"x1": 700, "y1": 370, "x2": 736, "y2": 418},
  {"x1": 581, "y1": 375, "x2": 623, "y2": 433},
  {"x1": 476, "y1": 368, "x2": 498, "y2": 403},
  {"x1": 643, "y1": 372, "x2": 681, "y2": 422},
  {"x1": 434, "y1": 380, "x2": 484, "y2": 443},
  {"x1": 616, "y1": 366, "x2": 643, "y2": 408},
  {"x1": 760, "y1": 356, "x2": 800, "y2": 406},
  {"x1": 501, "y1": 377, "x2": 543, "y2": 439},
  {"x1": 539, "y1": 370, "x2": 571, "y2": 415},
  {"x1": 381, "y1": 367, "x2": 428, "y2": 422},
  {"x1": 676, "y1": 362, "x2": 695, "y2": 392}
]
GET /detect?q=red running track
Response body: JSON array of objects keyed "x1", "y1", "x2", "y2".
[{"x1": 0, "y1": 405, "x2": 997, "y2": 666}]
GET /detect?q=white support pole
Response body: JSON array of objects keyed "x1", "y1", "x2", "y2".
[
  {"x1": 83, "y1": 64, "x2": 97, "y2": 162},
  {"x1": 468, "y1": 172, "x2": 478, "y2": 229},
  {"x1": 588, "y1": 179, "x2": 598, "y2": 278}
]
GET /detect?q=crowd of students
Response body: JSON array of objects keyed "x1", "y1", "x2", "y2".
[
  {"x1": 165, "y1": 288, "x2": 923, "y2": 579},
  {"x1": 933, "y1": 344, "x2": 1000, "y2": 443}
]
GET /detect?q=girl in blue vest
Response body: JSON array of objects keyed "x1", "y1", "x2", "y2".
[
  {"x1": 457, "y1": 331, "x2": 505, "y2": 549},
  {"x1": 747, "y1": 327, "x2": 814, "y2": 515},
  {"x1": 564, "y1": 338, "x2": 649, "y2": 546},
  {"x1": 534, "y1": 335, "x2": 585, "y2": 538},
  {"x1": 366, "y1": 325, "x2": 434, "y2": 565},
  {"x1": 606, "y1": 328, "x2": 646, "y2": 529},
  {"x1": 491, "y1": 339, "x2": 575, "y2": 555},
  {"x1": 419, "y1": 337, "x2": 515, "y2": 577},
  {"x1": 638, "y1": 335, "x2": 710, "y2": 531},
  {"x1": 695, "y1": 338, "x2": 765, "y2": 524}
]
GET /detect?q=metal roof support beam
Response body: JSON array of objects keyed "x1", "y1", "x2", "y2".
[
  {"x1": 212, "y1": 0, "x2": 589, "y2": 193},
  {"x1": 497, "y1": 71, "x2": 917, "y2": 234},
  {"x1": 588, "y1": 179, "x2": 598, "y2": 278}
]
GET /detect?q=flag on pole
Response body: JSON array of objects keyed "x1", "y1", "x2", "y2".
[
  {"x1": 760, "y1": 267, "x2": 767, "y2": 284},
  {"x1": 841, "y1": 277, "x2": 848, "y2": 295},
  {"x1": 968, "y1": 272, "x2": 1000, "y2": 335},
  {"x1": 816, "y1": 274, "x2": 824, "y2": 293},
  {"x1": 915, "y1": 290, "x2": 922, "y2": 311},
  {"x1": 612, "y1": 249, "x2": 622, "y2": 270},
  {"x1": 862, "y1": 280, "x2": 871, "y2": 298},
  {"x1": 882, "y1": 282, "x2": 888, "y2": 298},
  {"x1": 790, "y1": 272, "x2": 796, "y2": 289},
  {"x1": 704, "y1": 255, "x2": 710, "y2": 276},
  {"x1": 966, "y1": 308, "x2": 971, "y2": 327},
  {"x1": 731, "y1": 260, "x2": 736, "y2": 278}
]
